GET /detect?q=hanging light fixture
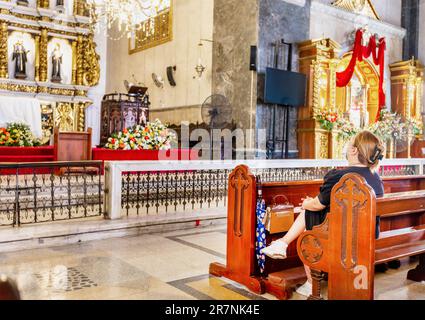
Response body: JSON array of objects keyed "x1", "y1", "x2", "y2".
[
  {"x1": 194, "y1": 42, "x2": 206, "y2": 79},
  {"x1": 194, "y1": 39, "x2": 213, "y2": 79},
  {"x1": 87, "y1": 0, "x2": 170, "y2": 40}
]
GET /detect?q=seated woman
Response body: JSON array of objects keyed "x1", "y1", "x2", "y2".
[{"x1": 261, "y1": 130, "x2": 385, "y2": 297}]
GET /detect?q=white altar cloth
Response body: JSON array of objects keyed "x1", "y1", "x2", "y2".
[{"x1": 0, "y1": 96, "x2": 42, "y2": 138}]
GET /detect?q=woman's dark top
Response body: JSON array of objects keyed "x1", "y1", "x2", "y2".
[{"x1": 305, "y1": 166, "x2": 384, "y2": 239}]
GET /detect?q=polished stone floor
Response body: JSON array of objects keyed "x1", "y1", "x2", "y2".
[{"x1": 0, "y1": 225, "x2": 424, "y2": 300}]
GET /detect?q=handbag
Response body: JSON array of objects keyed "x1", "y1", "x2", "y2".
[{"x1": 262, "y1": 195, "x2": 294, "y2": 234}]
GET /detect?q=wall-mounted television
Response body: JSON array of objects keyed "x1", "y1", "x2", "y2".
[{"x1": 264, "y1": 67, "x2": 306, "y2": 107}]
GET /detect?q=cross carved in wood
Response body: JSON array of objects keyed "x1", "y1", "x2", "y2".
[
  {"x1": 230, "y1": 170, "x2": 250, "y2": 237},
  {"x1": 335, "y1": 178, "x2": 368, "y2": 269}
]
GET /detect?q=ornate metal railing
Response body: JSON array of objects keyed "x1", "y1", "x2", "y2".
[
  {"x1": 121, "y1": 169, "x2": 230, "y2": 216},
  {"x1": 105, "y1": 159, "x2": 425, "y2": 219},
  {"x1": 0, "y1": 161, "x2": 103, "y2": 226}
]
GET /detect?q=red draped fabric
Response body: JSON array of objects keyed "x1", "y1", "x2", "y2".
[{"x1": 336, "y1": 29, "x2": 386, "y2": 121}]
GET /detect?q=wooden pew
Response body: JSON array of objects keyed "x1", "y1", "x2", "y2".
[
  {"x1": 0, "y1": 276, "x2": 20, "y2": 300},
  {"x1": 297, "y1": 173, "x2": 425, "y2": 300},
  {"x1": 209, "y1": 165, "x2": 425, "y2": 300}
]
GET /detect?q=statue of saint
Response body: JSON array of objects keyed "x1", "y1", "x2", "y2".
[
  {"x1": 51, "y1": 43, "x2": 63, "y2": 83},
  {"x1": 12, "y1": 41, "x2": 28, "y2": 80}
]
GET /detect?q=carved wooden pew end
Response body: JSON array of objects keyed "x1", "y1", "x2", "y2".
[
  {"x1": 210, "y1": 166, "x2": 425, "y2": 300},
  {"x1": 209, "y1": 165, "x2": 307, "y2": 300},
  {"x1": 297, "y1": 173, "x2": 425, "y2": 300}
]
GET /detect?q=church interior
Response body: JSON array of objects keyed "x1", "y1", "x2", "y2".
[{"x1": 0, "y1": 0, "x2": 425, "y2": 301}]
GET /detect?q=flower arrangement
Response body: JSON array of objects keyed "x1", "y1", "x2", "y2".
[
  {"x1": 368, "y1": 110, "x2": 407, "y2": 142},
  {"x1": 314, "y1": 109, "x2": 339, "y2": 131},
  {"x1": 335, "y1": 117, "x2": 359, "y2": 142},
  {"x1": 0, "y1": 122, "x2": 40, "y2": 147},
  {"x1": 105, "y1": 119, "x2": 176, "y2": 150},
  {"x1": 406, "y1": 117, "x2": 424, "y2": 137}
]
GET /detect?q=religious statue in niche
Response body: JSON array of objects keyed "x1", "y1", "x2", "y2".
[
  {"x1": 123, "y1": 108, "x2": 137, "y2": 128},
  {"x1": 345, "y1": 75, "x2": 369, "y2": 129},
  {"x1": 12, "y1": 41, "x2": 29, "y2": 80},
  {"x1": 51, "y1": 43, "x2": 63, "y2": 83}
]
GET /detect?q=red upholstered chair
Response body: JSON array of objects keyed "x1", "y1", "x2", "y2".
[{"x1": 53, "y1": 127, "x2": 99, "y2": 175}]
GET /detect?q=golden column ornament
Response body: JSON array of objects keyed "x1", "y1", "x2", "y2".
[
  {"x1": 71, "y1": 40, "x2": 77, "y2": 84},
  {"x1": 39, "y1": 28, "x2": 48, "y2": 82},
  {"x1": 76, "y1": 102, "x2": 89, "y2": 131},
  {"x1": 82, "y1": 34, "x2": 100, "y2": 86},
  {"x1": 0, "y1": 21, "x2": 8, "y2": 79},
  {"x1": 34, "y1": 34, "x2": 40, "y2": 81},
  {"x1": 75, "y1": 34, "x2": 100, "y2": 87},
  {"x1": 74, "y1": 0, "x2": 89, "y2": 16},
  {"x1": 37, "y1": 0, "x2": 50, "y2": 8},
  {"x1": 76, "y1": 35, "x2": 84, "y2": 85}
]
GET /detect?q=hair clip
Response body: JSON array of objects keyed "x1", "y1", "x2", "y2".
[{"x1": 370, "y1": 145, "x2": 383, "y2": 163}]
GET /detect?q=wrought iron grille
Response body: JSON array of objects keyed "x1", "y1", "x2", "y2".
[
  {"x1": 121, "y1": 169, "x2": 230, "y2": 216},
  {"x1": 0, "y1": 161, "x2": 103, "y2": 227},
  {"x1": 119, "y1": 162, "x2": 423, "y2": 216}
]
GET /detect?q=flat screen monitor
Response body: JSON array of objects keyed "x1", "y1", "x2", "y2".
[{"x1": 264, "y1": 68, "x2": 306, "y2": 107}]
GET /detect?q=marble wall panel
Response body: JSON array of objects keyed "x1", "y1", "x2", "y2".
[
  {"x1": 255, "y1": 0, "x2": 310, "y2": 158},
  {"x1": 212, "y1": 0, "x2": 259, "y2": 150}
]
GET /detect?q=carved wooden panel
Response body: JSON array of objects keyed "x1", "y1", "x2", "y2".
[
  {"x1": 100, "y1": 94, "x2": 150, "y2": 145},
  {"x1": 230, "y1": 168, "x2": 250, "y2": 237},
  {"x1": 328, "y1": 173, "x2": 375, "y2": 300},
  {"x1": 225, "y1": 165, "x2": 257, "y2": 279}
]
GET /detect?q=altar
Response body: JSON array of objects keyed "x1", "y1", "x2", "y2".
[
  {"x1": 0, "y1": 96, "x2": 42, "y2": 138},
  {"x1": 296, "y1": 29, "x2": 424, "y2": 160},
  {"x1": 0, "y1": 0, "x2": 100, "y2": 144}
]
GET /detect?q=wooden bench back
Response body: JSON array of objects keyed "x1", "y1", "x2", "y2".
[{"x1": 0, "y1": 276, "x2": 20, "y2": 300}]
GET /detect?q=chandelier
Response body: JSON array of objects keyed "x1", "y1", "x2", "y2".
[{"x1": 87, "y1": 0, "x2": 170, "y2": 40}]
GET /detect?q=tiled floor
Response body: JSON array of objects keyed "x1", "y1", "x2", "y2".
[{"x1": 0, "y1": 225, "x2": 424, "y2": 300}]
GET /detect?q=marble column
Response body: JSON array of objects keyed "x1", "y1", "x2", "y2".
[
  {"x1": 256, "y1": 0, "x2": 311, "y2": 158},
  {"x1": 401, "y1": 0, "x2": 420, "y2": 60},
  {"x1": 212, "y1": 0, "x2": 259, "y2": 154}
]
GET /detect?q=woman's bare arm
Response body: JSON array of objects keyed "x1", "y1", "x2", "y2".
[{"x1": 302, "y1": 196, "x2": 326, "y2": 212}]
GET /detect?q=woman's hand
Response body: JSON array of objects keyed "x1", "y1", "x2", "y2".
[
  {"x1": 301, "y1": 196, "x2": 326, "y2": 212},
  {"x1": 300, "y1": 196, "x2": 313, "y2": 210}
]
